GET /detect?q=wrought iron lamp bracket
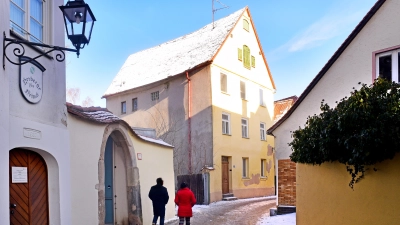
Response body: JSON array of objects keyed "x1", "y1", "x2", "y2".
[{"x1": 3, "y1": 31, "x2": 78, "y2": 70}]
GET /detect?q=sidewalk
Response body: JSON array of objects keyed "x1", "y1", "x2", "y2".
[{"x1": 257, "y1": 213, "x2": 296, "y2": 225}]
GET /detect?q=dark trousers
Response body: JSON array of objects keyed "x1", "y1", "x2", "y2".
[
  {"x1": 179, "y1": 217, "x2": 190, "y2": 225},
  {"x1": 152, "y1": 215, "x2": 165, "y2": 225}
]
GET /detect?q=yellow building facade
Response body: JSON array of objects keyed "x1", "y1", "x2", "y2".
[{"x1": 208, "y1": 9, "x2": 276, "y2": 201}]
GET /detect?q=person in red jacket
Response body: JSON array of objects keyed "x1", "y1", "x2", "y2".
[{"x1": 174, "y1": 182, "x2": 196, "y2": 225}]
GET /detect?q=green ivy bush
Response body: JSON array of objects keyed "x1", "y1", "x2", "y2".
[{"x1": 289, "y1": 78, "x2": 400, "y2": 188}]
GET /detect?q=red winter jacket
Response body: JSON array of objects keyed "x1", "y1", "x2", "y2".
[{"x1": 174, "y1": 187, "x2": 196, "y2": 217}]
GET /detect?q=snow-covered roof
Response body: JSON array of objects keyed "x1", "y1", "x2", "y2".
[
  {"x1": 103, "y1": 7, "x2": 246, "y2": 97},
  {"x1": 66, "y1": 103, "x2": 173, "y2": 148},
  {"x1": 136, "y1": 134, "x2": 174, "y2": 148}
]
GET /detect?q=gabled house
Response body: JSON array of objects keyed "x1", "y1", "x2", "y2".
[
  {"x1": 103, "y1": 7, "x2": 276, "y2": 203},
  {"x1": 67, "y1": 103, "x2": 175, "y2": 225},
  {"x1": 267, "y1": 0, "x2": 400, "y2": 224}
]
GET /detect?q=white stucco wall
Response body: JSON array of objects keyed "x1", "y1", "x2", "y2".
[
  {"x1": 273, "y1": 0, "x2": 400, "y2": 161},
  {"x1": 1, "y1": 0, "x2": 71, "y2": 224},
  {"x1": 69, "y1": 115, "x2": 105, "y2": 225}
]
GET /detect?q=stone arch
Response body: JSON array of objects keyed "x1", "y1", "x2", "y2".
[
  {"x1": 98, "y1": 123, "x2": 142, "y2": 225},
  {"x1": 9, "y1": 147, "x2": 61, "y2": 225}
]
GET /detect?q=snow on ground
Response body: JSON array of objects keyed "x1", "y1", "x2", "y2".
[
  {"x1": 165, "y1": 196, "x2": 291, "y2": 224},
  {"x1": 257, "y1": 213, "x2": 296, "y2": 225}
]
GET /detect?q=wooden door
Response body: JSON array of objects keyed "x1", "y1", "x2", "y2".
[
  {"x1": 9, "y1": 149, "x2": 49, "y2": 225},
  {"x1": 221, "y1": 157, "x2": 229, "y2": 194}
]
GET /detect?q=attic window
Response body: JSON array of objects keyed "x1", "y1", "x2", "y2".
[
  {"x1": 251, "y1": 55, "x2": 255, "y2": 68},
  {"x1": 151, "y1": 91, "x2": 159, "y2": 101},
  {"x1": 243, "y1": 19, "x2": 249, "y2": 32}
]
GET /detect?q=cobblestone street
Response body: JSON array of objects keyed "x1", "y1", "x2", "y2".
[{"x1": 165, "y1": 196, "x2": 276, "y2": 225}]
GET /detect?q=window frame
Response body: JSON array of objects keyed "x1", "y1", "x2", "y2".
[
  {"x1": 242, "y1": 157, "x2": 249, "y2": 178},
  {"x1": 10, "y1": 0, "x2": 49, "y2": 44},
  {"x1": 259, "y1": 88, "x2": 265, "y2": 106},
  {"x1": 261, "y1": 159, "x2": 266, "y2": 177},
  {"x1": 132, "y1": 98, "x2": 138, "y2": 112},
  {"x1": 220, "y1": 73, "x2": 228, "y2": 93},
  {"x1": 372, "y1": 45, "x2": 400, "y2": 82},
  {"x1": 240, "y1": 81, "x2": 246, "y2": 100},
  {"x1": 241, "y1": 118, "x2": 249, "y2": 138},
  {"x1": 260, "y1": 122, "x2": 266, "y2": 141},
  {"x1": 222, "y1": 113, "x2": 231, "y2": 135},
  {"x1": 121, "y1": 101, "x2": 126, "y2": 114},
  {"x1": 151, "y1": 91, "x2": 159, "y2": 101}
]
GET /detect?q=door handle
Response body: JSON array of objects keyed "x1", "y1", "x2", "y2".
[{"x1": 10, "y1": 203, "x2": 17, "y2": 208}]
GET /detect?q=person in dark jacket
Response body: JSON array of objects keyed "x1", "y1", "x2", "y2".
[
  {"x1": 174, "y1": 182, "x2": 196, "y2": 225},
  {"x1": 149, "y1": 177, "x2": 169, "y2": 225}
]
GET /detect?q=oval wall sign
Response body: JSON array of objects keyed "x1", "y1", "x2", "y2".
[{"x1": 19, "y1": 57, "x2": 46, "y2": 104}]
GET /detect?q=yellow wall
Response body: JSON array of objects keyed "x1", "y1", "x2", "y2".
[
  {"x1": 208, "y1": 9, "x2": 275, "y2": 202},
  {"x1": 297, "y1": 155, "x2": 400, "y2": 225},
  {"x1": 134, "y1": 137, "x2": 175, "y2": 225}
]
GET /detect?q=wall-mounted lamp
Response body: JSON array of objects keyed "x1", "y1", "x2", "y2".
[{"x1": 3, "y1": 0, "x2": 96, "y2": 69}]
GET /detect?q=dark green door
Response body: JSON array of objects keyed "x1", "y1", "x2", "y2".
[{"x1": 104, "y1": 137, "x2": 114, "y2": 224}]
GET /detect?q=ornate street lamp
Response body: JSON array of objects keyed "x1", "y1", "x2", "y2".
[
  {"x1": 3, "y1": 0, "x2": 96, "y2": 69},
  {"x1": 60, "y1": 0, "x2": 96, "y2": 57}
]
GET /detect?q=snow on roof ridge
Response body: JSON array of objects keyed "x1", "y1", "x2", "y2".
[{"x1": 103, "y1": 7, "x2": 246, "y2": 97}]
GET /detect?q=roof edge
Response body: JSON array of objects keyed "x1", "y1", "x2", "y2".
[{"x1": 267, "y1": 0, "x2": 386, "y2": 134}]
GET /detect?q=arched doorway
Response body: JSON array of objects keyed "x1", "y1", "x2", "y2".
[
  {"x1": 9, "y1": 149, "x2": 49, "y2": 225},
  {"x1": 100, "y1": 126, "x2": 142, "y2": 225}
]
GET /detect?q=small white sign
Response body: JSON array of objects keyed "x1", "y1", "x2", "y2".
[
  {"x1": 12, "y1": 167, "x2": 28, "y2": 183},
  {"x1": 137, "y1": 153, "x2": 142, "y2": 160}
]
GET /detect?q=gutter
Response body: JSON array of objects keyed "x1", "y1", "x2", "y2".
[{"x1": 186, "y1": 71, "x2": 192, "y2": 174}]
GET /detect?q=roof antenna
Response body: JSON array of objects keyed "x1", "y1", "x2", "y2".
[{"x1": 212, "y1": 0, "x2": 229, "y2": 29}]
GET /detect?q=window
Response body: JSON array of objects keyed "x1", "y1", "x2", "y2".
[
  {"x1": 238, "y1": 48, "x2": 243, "y2": 61},
  {"x1": 240, "y1": 81, "x2": 246, "y2": 99},
  {"x1": 243, "y1": 45, "x2": 251, "y2": 69},
  {"x1": 10, "y1": 0, "x2": 44, "y2": 43},
  {"x1": 241, "y1": 118, "x2": 248, "y2": 138},
  {"x1": 222, "y1": 113, "x2": 230, "y2": 135},
  {"x1": 132, "y1": 98, "x2": 138, "y2": 111},
  {"x1": 221, "y1": 73, "x2": 227, "y2": 93},
  {"x1": 242, "y1": 158, "x2": 249, "y2": 178},
  {"x1": 243, "y1": 19, "x2": 249, "y2": 31},
  {"x1": 261, "y1": 159, "x2": 266, "y2": 177},
  {"x1": 376, "y1": 49, "x2": 400, "y2": 82},
  {"x1": 260, "y1": 123, "x2": 266, "y2": 140},
  {"x1": 259, "y1": 89, "x2": 265, "y2": 106},
  {"x1": 121, "y1": 101, "x2": 126, "y2": 114},
  {"x1": 151, "y1": 91, "x2": 159, "y2": 101},
  {"x1": 251, "y1": 55, "x2": 256, "y2": 68}
]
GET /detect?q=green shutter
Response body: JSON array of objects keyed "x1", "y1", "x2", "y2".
[
  {"x1": 243, "y1": 45, "x2": 250, "y2": 69},
  {"x1": 251, "y1": 55, "x2": 255, "y2": 68},
  {"x1": 238, "y1": 48, "x2": 243, "y2": 61},
  {"x1": 243, "y1": 19, "x2": 249, "y2": 32}
]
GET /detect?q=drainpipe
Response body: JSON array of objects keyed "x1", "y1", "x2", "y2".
[{"x1": 186, "y1": 71, "x2": 192, "y2": 174}]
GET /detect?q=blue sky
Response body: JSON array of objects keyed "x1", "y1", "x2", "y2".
[{"x1": 65, "y1": 0, "x2": 377, "y2": 107}]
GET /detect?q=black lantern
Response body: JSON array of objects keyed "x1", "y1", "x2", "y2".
[
  {"x1": 3, "y1": 0, "x2": 96, "y2": 69},
  {"x1": 59, "y1": 0, "x2": 96, "y2": 57}
]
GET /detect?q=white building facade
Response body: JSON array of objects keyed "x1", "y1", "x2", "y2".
[{"x1": 1, "y1": 0, "x2": 72, "y2": 224}]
